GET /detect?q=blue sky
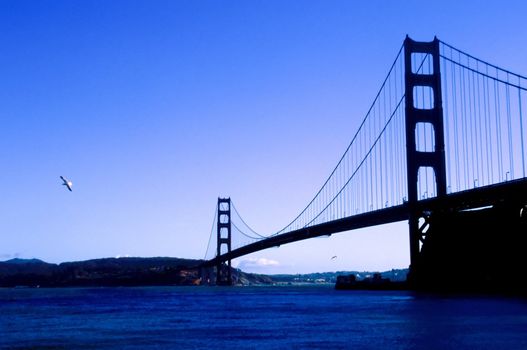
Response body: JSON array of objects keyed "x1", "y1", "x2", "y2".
[{"x1": 1, "y1": 0, "x2": 526, "y2": 273}]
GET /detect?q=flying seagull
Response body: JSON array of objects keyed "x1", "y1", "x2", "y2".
[
  {"x1": 331, "y1": 255, "x2": 337, "y2": 260},
  {"x1": 60, "y1": 176, "x2": 73, "y2": 192}
]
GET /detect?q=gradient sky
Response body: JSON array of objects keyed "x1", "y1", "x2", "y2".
[{"x1": 1, "y1": 0, "x2": 526, "y2": 274}]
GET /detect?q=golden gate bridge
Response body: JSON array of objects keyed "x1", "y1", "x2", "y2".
[{"x1": 203, "y1": 36, "x2": 527, "y2": 288}]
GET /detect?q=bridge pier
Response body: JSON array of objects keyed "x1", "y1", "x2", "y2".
[
  {"x1": 404, "y1": 36, "x2": 447, "y2": 283},
  {"x1": 216, "y1": 198, "x2": 232, "y2": 285}
]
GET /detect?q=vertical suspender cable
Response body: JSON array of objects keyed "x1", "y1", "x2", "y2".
[
  {"x1": 505, "y1": 73, "x2": 514, "y2": 179},
  {"x1": 484, "y1": 65, "x2": 493, "y2": 183},
  {"x1": 472, "y1": 59, "x2": 480, "y2": 186},
  {"x1": 442, "y1": 52, "x2": 451, "y2": 191},
  {"x1": 467, "y1": 55, "x2": 476, "y2": 187},
  {"x1": 475, "y1": 61, "x2": 484, "y2": 186},
  {"x1": 451, "y1": 48, "x2": 460, "y2": 191},
  {"x1": 495, "y1": 68, "x2": 504, "y2": 180},
  {"x1": 460, "y1": 51, "x2": 469, "y2": 190},
  {"x1": 519, "y1": 77, "x2": 526, "y2": 178}
]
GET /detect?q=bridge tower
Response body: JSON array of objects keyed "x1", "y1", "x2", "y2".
[
  {"x1": 404, "y1": 36, "x2": 447, "y2": 281},
  {"x1": 216, "y1": 197, "x2": 232, "y2": 285}
]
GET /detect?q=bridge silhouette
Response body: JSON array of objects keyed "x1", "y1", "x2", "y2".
[{"x1": 203, "y1": 36, "x2": 527, "y2": 286}]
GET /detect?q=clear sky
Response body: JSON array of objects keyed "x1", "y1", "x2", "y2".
[{"x1": 1, "y1": 0, "x2": 526, "y2": 274}]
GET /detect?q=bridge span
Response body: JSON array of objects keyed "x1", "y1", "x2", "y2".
[{"x1": 203, "y1": 36, "x2": 527, "y2": 287}]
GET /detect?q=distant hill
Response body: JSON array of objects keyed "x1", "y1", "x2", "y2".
[
  {"x1": 0, "y1": 257, "x2": 206, "y2": 287},
  {"x1": 0, "y1": 257, "x2": 408, "y2": 287},
  {"x1": 0, "y1": 258, "x2": 56, "y2": 278},
  {"x1": 4, "y1": 258, "x2": 47, "y2": 264}
]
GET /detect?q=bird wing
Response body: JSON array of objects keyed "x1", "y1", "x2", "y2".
[{"x1": 60, "y1": 176, "x2": 73, "y2": 191}]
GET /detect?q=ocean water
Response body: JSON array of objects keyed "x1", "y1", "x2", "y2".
[{"x1": 1, "y1": 286, "x2": 527, "y2": 349}]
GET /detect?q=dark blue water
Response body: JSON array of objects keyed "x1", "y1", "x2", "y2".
[{"x1": 1, "y1": 286, "x2": 527, "y2": 349}]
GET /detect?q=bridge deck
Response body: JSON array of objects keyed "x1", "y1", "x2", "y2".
[{"x1": 205, "y1": 178, "x2": 527, "y2": 266}]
